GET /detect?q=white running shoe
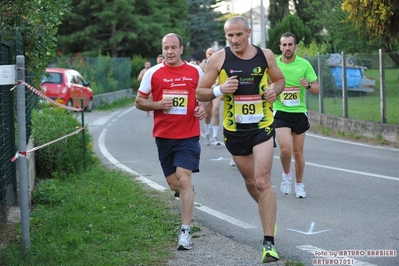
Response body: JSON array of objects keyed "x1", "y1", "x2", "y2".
[
  {"x1": 177, "y1": 229, "x2": 192, "y2": 250},
  {"x1": 229, "y1": 157, "x2": 236, "y2": 166},
  {"x1": 212, "y1": 136, "x2": 221, "y2": 145},
  {"x1": 280, "y1": 172, "x2": 292, "y2": 195},
  {"x1": 295, "y1": 183, "x2": 307, "y2": 198},
  {"x1": 205, "y1": 134, "x2": 211, "y2": 146}
]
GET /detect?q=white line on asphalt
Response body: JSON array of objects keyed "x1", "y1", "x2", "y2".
[
  {"x1": 273, "y1": 155, "x2": 399, "y2": 182},
  {"x1": 195, "y1": 205, "x2": 256, "y2": 229},
  {"x1": 98, "y1": 128, "x2": 167, "y2": 192},
  {"x1": 307, "y1": 133, "x2": 399, "y2": 152},
  {"x1": 297, "y1": 244, "x2": 377, "y2": 266}
]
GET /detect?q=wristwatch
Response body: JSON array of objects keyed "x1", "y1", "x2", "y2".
[{"x1": 306, "y1": 83, "x2": 312, "y2": 89}]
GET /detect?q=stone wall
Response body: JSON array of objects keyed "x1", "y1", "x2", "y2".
[
  {"x1": 308, "y1": 110, "x2": 399, "y2": 143},
  {"x1": 93, "y1": 89, "x2": 134, "y2": 107}
]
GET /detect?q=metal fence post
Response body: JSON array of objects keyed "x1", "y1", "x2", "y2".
[
  {"x1": 318, "y1": 52, "x2": 324, "y2": 113},
  {"x1": 341, "y1": 52, "x2": 348, "y2": 118},
  {"x1": 16, "y1": 55, "x2": 30, "y2": 253},
  {"x1": 379, "y1": 49, "x2": 387, "y2": 124},
  {"x1": 81, "y1": 99, "x2": 86, "y2": 171}
]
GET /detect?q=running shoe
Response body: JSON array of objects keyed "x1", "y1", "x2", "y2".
[
  {"x1": 229, "y1": 157, "x2": 236, "y2": 166},
  {"x1": 262, "y1": 241, "x2": 280, "y2": 263},
  {"x1": 212, "y1": 137, "x2": 221, "y2": 145},
  {"x1": 205, "y1": 134, "x2": 211, "y2": 146},
  {"x1": 280, "y1": 172, "x2": 292, "y2": 195},
  {"x1": 177, "y1": 229, "x2": 192, "y2": 250},
  {"x1": 295, "y1": 183, "x2": 307, "y2": 198}
]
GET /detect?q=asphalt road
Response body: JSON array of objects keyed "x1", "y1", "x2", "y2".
[{"x1": 84, "y1": 106, "x2": 399, "y2": 266}]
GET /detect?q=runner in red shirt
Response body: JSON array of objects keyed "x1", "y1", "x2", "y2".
[{"x1": 135, "y1": 33, "x2": 207, "y2": 251}]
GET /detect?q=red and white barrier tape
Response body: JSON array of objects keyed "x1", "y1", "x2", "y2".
[
  {"x1": 11, "y1": 126, "x2": 85, "y2": 162},
  {"x1": 11, "y1": 81, "x2": 83, "y2": 112}
]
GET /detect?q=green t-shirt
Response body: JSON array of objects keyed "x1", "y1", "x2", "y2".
[{"x1": 274, "y1": 55, "x2": 317, "y2": 113}]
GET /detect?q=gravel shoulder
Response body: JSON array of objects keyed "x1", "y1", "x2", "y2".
[{"x1": 167, "y1": 223, "x2": 287, "y2": 266}]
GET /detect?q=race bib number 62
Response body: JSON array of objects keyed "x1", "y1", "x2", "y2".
[{"x1": 163, "y1": 90, "x2": 188, "y2": 115}]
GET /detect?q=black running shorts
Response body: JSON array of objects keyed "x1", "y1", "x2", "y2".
[
  {"x1": 224, "y1": 127, "x2": 275, "y2": 156},
  {"x1": 274, "y1": 111, "x2": 310, "y2": 135}
]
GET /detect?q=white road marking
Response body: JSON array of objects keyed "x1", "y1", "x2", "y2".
[
  {"x1": 307, "y1": 133, "x2": 399, "y2": 152},
  {"x1": 195, "y1": 204, "x2": 256, "y2": 229},
  {"x1": 273, "y1": 155, "x2": 399, "y2": 182},
  {"x1": 288, "y1": 222, "x2": 331, "y2": 235}
]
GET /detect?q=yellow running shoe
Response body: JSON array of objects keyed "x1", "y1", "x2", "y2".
[{"x1": 262, "y1": 241, "x2": 280, "y2": 263}]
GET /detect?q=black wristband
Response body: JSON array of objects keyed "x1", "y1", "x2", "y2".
[{"x1": 306, "y1": 83, "x2": 312, "y2": 89}]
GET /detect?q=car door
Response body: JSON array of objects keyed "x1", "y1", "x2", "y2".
[
  {"x1": 67, "y1": 72, "x2": 80, "y2": 107},
  {"x1": 75, "y1": 73, "x2": 89, "y2": 107}
]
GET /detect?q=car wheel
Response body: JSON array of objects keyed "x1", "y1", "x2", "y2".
[{"x1": 85, "y1": 98, "x2": 93, "y2": 112}]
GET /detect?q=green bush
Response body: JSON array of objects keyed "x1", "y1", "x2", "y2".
[
  {"x1": 31, "y1": 106, "x2": 97, "y2": 178},
  {"x1": 131, "y1": 55, "x2": 148, "y2": 91},
  {"x1": 32, "y1": 179, "x2": 65, "y2": 205}
]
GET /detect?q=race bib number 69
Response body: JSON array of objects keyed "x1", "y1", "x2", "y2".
[{"x1": 234, "y1": 95, "x2": 263, "y2": 123}]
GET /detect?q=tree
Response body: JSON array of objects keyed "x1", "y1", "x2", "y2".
[
  {"x1": 268, "y1": 0, "x2": 323, "y2": 44},
  {"x1": 305, "y1": 0, "x2": 376, "y2": 54},
  {"x1": 57, "y1": 0, "x2": 189, "y2": 58},
  {"x1": 0, "y1": 0, "x2": 71, "y2": 81},
  {"x1": 342, "y1": 0, "x2": 399, "y2": 66},
  {"x1": 267, "y1": 14, "x2": 312, "y2": 54},
  {"x1": 268, "y1": 0, "x2": 290, "y2": 28},
  {"x1": 186, "y1": 0, "x2": 224, "y2": 60}
]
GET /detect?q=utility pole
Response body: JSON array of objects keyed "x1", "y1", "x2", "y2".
[
  {"x1": 16, "y1": 55, "x2": 30, "y2": 254},
  {"x1": 260, "y1": 0, "x2": 266, "y2": 47},
  {"x1": 250, "y1": 0, "x2": 253, "y2": 44}
]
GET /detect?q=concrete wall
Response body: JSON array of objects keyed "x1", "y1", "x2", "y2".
[
  {"x1": 308, "y1": 110, "x2": 399, "y2": 143},
  {"x1": 93, "y1": 88, "x2": 134, "y2": 107}
]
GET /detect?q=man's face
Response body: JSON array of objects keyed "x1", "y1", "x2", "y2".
[
  {"x1": 279, "y1": 36, "x2": 297, "y2": 59},
  {"x1": 224, "y1": 21, "x2": 250, "y2": 54},
  {"x1": 144, "y1": 62, "x2": 151, "y2": 69},
  {"x1": 162, "y1": 36, "x2": 183, "y2": 66}
]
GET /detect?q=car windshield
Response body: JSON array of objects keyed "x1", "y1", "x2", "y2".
[{"x1": 41, "y1": 72, "x2": 62, "y2": 84}]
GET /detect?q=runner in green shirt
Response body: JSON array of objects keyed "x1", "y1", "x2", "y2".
[{"x1": 274, "y1": 32, "x2": 320, "y2": 198}]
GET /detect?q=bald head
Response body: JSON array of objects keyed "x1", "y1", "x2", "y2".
[
  {"x1": 224, "y1": 16, "x2": 250, "y2": 32},
  {"x1": 206, "y1": 48, "x2": 215, "y2": 59}
]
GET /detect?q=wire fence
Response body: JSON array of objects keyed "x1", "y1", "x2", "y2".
[
  {"x1": 304, "y1": 51, "x2": 398, "y2": 125},
  {"x1": 54, "y1": 56, "x2": 131, "y2": 95}
]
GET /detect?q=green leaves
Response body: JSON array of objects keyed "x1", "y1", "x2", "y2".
[
  {"x1": 56, "y1": 0, "x2": 189, "y2": 58},
  {"x1": 0, "y1": 0, "x2": 72, "y2": 84}
]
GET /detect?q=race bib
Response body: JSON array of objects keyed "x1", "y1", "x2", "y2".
[
  {"x1": 280, "y1": 87, "x2": 300, "y2": 106},
  {"x1": 234, "y1": 95, "x2": 263, "y2": 123},
  {"x1": 163, "y1": 90, "x2": 188, "y2": 115}
]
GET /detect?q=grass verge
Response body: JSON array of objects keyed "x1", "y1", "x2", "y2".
[{"x1": 0, "y1": 164, "x2": 181, "y2": 266}]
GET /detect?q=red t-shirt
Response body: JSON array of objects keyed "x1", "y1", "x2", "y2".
[{"x1": 138, "y1": 61, "x2": 203, "y2": 139}]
